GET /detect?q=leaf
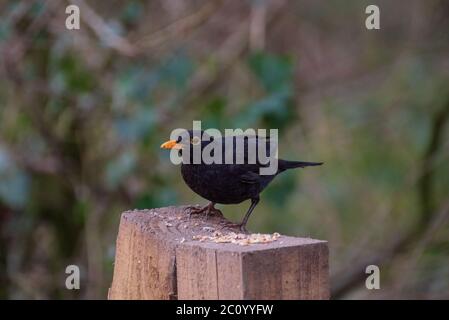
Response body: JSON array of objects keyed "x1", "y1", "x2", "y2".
[
  {"x1": 264, "y1": 170, "x2": 297, "y2": 207},
  {"x1": 114, "y1": 108, "x2": 158, "y2": 142},
  {"x1": 248, "y1": 52, "x2": 294, "y2": 93},
  {"x1": 105, "y1": 151, "x2": 137, "y2": 189},
  {"x1": 200, "y1": 96, "x2": 227, "y2": 129},
  {"x1": 122, "y1": 1, "x2": 144, "y2": 24},
  {"x1": 0, "y1": 148, "x2": 30, "y2": 209},
  {"x1": 135, "y1": 188, "x2": 178, "y2": 209},
  {"x1": 52, "y1": 54, "x2": 95, "y2": 93},
  {"x1": 159, "y1": 53, "x2": 194, "y2": 88},
  {"x1": 236, "y1": 88, "x2": 296, "y2": 129}
]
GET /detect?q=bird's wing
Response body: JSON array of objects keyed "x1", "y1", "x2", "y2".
[
  {"x1": 239, "y1": 170, "x2": 261, "y2": 184},
  {"x1": 221, "y1": 135, "x2": 278, "y2": 165}
]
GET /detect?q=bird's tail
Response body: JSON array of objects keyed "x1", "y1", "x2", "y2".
[{"x1": 279, "y1": 159, "x2": 323, "y2": 171}]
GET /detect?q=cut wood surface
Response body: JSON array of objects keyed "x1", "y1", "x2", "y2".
[{"x1": 108, "y1": 206, "x2": 329, "y2": 300}]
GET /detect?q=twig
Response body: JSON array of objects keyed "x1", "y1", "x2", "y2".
[
  {"x1": 134, "y1": 0, "x2": 224, "y2": 50},
  {"x1": 181, "y1": 0, "x2": 286, "y2": 112},
  {"x1": 249, "y1": 1, "x2": 267, "y2": 52},
  {"x1": 69, "y1": 0, "x2": 137, "y2": 56}
]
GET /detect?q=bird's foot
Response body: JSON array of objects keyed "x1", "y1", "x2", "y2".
[
  {"x1": 184, "y1": 203, "x2": 223, "y2": 220},
  {"x1": 205, "y1": 206, "x2": 224, "y2": 220},
  {"x1": 183, "y1": 205, "x2": 203, "y2": 219},
  {"x1": 220, "y1": 221, "x2": 249, "y2": 234}
]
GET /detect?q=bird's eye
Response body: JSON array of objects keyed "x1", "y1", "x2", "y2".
[{"x1": 191, "y1": 137, "x2": 201, "y2": 145}]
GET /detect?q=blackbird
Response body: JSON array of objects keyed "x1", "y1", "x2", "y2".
[{"x1": 161, "y1": 130, "x2": 322, "y2": 232}]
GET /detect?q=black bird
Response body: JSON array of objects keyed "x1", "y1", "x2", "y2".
[{"x1": 161, "y1": 130, "x2": 322, "y2": 232}]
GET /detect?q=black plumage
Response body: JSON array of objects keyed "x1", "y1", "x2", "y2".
[{"x1": 161, "y1": 130, "x2": 322, "y2": 231}]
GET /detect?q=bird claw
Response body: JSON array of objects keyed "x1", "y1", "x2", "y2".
[
  {"x1": 239, "y1": 225, "x2": 248, "y2": 233},
  {"x1": 206, "y1": 207, "x2": 224, "y2": 219},
  {"x1": 184, "y1": 205, "x2": 203, "y2": 220},
  {"x1": 184, "y1": 204, "x2": 202, "y2": 214},
  {"x1": 220, "y1": 222, "x2": 249, "y2": 234},
  {"x1": 184, "y1": 204, "x2": 223, "y2": 220}
]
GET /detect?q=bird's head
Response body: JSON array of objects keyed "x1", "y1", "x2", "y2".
[{"x1": 160, "y1": 129, "x2": 211, "y2": 151}]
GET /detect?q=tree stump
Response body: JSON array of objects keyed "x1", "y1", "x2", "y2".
[{"x1": 108, "y1": 206, "x2": 329, "y2": 300}]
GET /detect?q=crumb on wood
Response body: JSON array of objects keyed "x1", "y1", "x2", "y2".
[{"x1": 192, "y1": 232, "x2": 281, "y2": 246}]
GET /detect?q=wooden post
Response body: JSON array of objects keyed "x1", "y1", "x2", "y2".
[{"x1": 108, "y1": 206, "x2": 329, "y2": 300}]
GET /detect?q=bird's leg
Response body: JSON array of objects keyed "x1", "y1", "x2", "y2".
[
  {"x1": 238, "y1": 197, "x2": 259, "y2": 232},
  {"x1": 221, "y1": 197, "x2": 259, "y2": 233}
]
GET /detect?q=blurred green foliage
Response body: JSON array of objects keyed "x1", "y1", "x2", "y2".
[{"x1": 0, "y1": 0, "x2": 448, "y2": 300}]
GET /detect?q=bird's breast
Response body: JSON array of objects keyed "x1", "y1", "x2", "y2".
[{"x1": 180, "y1": 163, "x2": 263, "y2": 204}]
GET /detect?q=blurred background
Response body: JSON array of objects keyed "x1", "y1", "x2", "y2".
[{"x1": 0, "y1": 0, "x2": 448, "y2": 299}]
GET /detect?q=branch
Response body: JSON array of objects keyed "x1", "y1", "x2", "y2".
[
  {"x1": 69, "y1": 0, "x2": 137, "y2": 56},
  {"x1": 134, "y1": 0, "x2": 224, "y2": 50},
  {"x1": 182, "y1": 0, "x2": 286, "y2": 110}
]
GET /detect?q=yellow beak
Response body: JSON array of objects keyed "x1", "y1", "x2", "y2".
[{"x1": 160, "y1": 139, "x2": 183, "y2": 150}]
